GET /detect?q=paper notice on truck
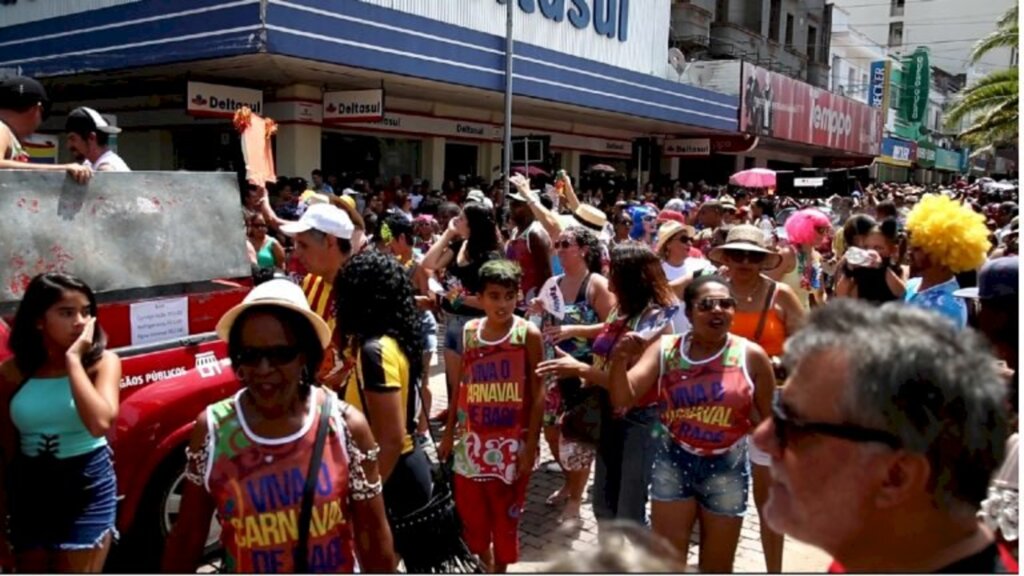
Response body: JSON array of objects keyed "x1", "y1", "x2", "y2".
[{"x1": 130, "y1": 297, "x2": 189, "y2": 346}]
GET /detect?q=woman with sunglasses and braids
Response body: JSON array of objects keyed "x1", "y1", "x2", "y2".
[
  {"x1": 537, "y1": 242, "x2": 678, "y2": 529},
  {"x1": 607, "y1": 275, "x2": 776, "y2": 573},
  {"x1": 528, "y1": 226, "x2": 616, "y2": 526}
]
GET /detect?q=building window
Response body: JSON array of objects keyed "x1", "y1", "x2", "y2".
[
  {"x1": 847, "y1": 67, "x2": 857, "y2": 95},
  {"x1": 807, "y1": 25, "x2": 817, "y2": 61},
  {"x1": 832, "y1": 55, "x2": 842, "y2": 90},
  {"x1": 860, "y1": 72, "x2": 868, "y2": 98},
  {"x1": 890, "y1": 0, "x2": 905, "y2": 17},
  {"x1": 785, "y1": 13, "x2": 794, "y2": 47},
  {"x1": 769, "y1": 0, "x2": 781, "y2": 42},
  {"x1": 715, "y1": 0, "x2": 728, "y2": 21},
  {"x1": 888, "y1": 22, "x2": 904, "y2": 47}
]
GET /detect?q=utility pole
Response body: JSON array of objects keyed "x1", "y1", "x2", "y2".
[{"x1": 503, "y1": 0, "x2": 513, "y2": 199}]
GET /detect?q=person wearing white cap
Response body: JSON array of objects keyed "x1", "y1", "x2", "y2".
[
  {"x1": 163, "y1": 279, "x2": 396, "y2": 573},
  {"x1": 280, "y1": 203, "x2": 356, "y2": 390},
  {"x1": 65, "y1": 107, "x2": 130, "y2": 172}
]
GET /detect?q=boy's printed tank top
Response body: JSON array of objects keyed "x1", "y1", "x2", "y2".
[
  {"x1": 453, "y1": 316, "x2": 530, "y2": 484},
  {"x1": 205, "y1": 388, "x2": 356, "y2": 574},
  {"x1": 657, "y1": 334, "x2": 754, "y2": 455}
]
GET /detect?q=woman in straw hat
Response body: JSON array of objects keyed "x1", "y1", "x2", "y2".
[
  {"x1": 164, "y1": 279, "x2": 395, "y2": 573},
  {"x1": 669, "y1": 224, "x2": 805, "y2": 573}
]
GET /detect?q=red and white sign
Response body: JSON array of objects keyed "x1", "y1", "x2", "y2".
[
  {"x1": 740, "y1": 63, "x2": 882, "y2": 156},
  {"x1": 265, "y1": 99, "x2": 323, "y2": 126},
  {"x1": 186, "y1": 81, "x2": 263, "y2": 118},
  {"x1": 323, "y1": 89, "x2": 385, "y2": 123}
]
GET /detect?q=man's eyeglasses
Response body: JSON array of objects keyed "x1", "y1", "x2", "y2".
[{"x1": 771, "y1": 389, "x2": 903, "y2": 451}]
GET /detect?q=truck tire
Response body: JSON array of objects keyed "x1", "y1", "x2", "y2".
[{"x1": 106, "y1": 448, "x2": 222, "y2": 572}]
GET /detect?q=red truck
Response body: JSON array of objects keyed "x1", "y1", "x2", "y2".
[{"x1": 0, "y1": 171, "x2": 255, "y2": 570}]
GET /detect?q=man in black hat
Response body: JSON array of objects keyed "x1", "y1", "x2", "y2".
[
  {"x1": 0, "y1": 76, "x2": 91, "y2": 183},
  {"x1": 65, "y1": 106, "x2": 130, "y2": 172}
]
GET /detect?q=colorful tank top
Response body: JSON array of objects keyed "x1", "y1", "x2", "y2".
[
  {"x1": 657, "y1": 334, "x2": 754, "y2": 455},
  {"x1": 555, "y1": 274, "x2": 599, "y2": 361},
  {"x1": 453, "y1": 316, "x2": 530, "y2": 484},
  {"x1": 505, "y1": 221, "x2": 545, "y2": 309},
  {"x1": 204, "y1": 388, "x2": 356, "y2": 573}
]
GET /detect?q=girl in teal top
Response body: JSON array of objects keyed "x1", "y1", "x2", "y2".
[
  {"x1": 247, "y1": 213, "x2": 284, "y2": 270},
  {"x1": 0, "y1": 273, "x2": 122, "y2": 572}
]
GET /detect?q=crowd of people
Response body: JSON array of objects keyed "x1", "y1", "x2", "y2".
[{"x1": 0, "y1": 76, "x2": 1018, "y2": 575}]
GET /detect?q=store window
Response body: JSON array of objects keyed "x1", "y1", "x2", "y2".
[
  {"x1": 322, "y1": 133, "x2": 421, "y2": 184},
  {"x1": 444, "y1": 143, "x2": 479, "y2": 181}
]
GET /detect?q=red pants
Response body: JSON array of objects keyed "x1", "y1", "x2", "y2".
[{"x1": 453, "y1": 474, "x2": 530, "y2": 565}]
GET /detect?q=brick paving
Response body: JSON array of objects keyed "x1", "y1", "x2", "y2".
[{"x1": 424, "y1": 355, "x2": 832, "y2": 573}]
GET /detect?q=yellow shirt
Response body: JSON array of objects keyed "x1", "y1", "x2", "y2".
[
  {"x1": 345, "y1": 336, "x2": 416, "y2": 455},
  {"x1": 301, "y1": 273, "x2": 342, "y2": 385}
]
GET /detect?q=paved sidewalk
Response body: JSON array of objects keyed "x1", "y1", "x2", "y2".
[{"x1": 424, "y1": 358, "x2": 831, "y2": 573}]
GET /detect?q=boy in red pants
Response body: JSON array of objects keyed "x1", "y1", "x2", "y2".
[{"x1": 439, "y1": 260, "x2": 544, "y2": 573}]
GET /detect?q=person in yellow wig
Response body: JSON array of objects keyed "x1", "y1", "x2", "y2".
[{"x1": 903, "y1": 195, "x2": 991, "y2": 329}]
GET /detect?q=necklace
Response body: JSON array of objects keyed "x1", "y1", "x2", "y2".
[{"x1": 731, "y1": 277, "x2": 762, "y2": 303}]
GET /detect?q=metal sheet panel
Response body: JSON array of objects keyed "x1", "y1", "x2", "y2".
[
  {"x1": 358, "y1": 0, "x2": 670, "y2": 75},
  {"x1": 0, "y1": 171, "x2": 250, "y2": 304},
  {"x1": 0, "y1": 0, "x2": 142, "y2": 28}
]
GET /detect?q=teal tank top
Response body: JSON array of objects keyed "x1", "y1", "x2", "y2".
[
  {"x1": 10, "y1": 376, "x2": 108, "y2": 458},
  {"x1": 256, "y1": 238, "x2": 277, "y2": 269}
]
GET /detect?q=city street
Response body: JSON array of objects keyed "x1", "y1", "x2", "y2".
[{"x1": 421, "y1": 357, "x2": 833, "y2": 572}]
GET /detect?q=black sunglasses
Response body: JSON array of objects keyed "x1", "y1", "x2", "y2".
[
  {"x1": 556, "y1": 239, "x2": 577, "y2": 249},
  {"x1": 695, "y1": 297, "x2": 736, "y2": 312},
  {"x1": 771, "y1": 389, "x2": 902, "y2": 451},
  {"x1": 233, "y1": 346, "x2": 302, "y2": 367},
  {"x1": 724, "y1": 249, "x2": 768, "y2": 264}
]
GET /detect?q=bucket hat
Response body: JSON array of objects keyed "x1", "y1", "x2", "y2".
[
  {"x1": 216, "y1": 279, "x2": 332, "y2": 348},
  {"x1": 708, "y1": 224, "x2": 783, "y2": 269}
]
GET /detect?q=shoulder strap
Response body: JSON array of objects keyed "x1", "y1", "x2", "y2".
[
  {"x1": 574, "y1": 273, "x2": 593, "y2": 304},
  {"x1": 753, "y1": 281, "x2": 777, "y2": 344},
  {"x1": 294, "y1": 389, "x2": 333, "y2": 573}
]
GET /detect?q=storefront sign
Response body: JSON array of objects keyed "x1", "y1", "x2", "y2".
[
  {"x1": 546, "y1": 132, "x2": 631, "y2": 156},
  {"x1": 935, "y1": 148, "x2": 962, "y2": 172},
  {"x1": 879, "y1": 137, "x2": 916, "y2": 167},
  {"x1": 740, "y1": 63, "x2": 882, "y2": 156},
  {"x1": 916, "y1": 141, "x2": 936, "y2": 168},
  {"x1": 323, "y1": 89, "x2": 385, "y2": 123},
  {"x1": 794, "y1": 177, "x2": 826, "y2": 187},
  {"x1": 265, "y1": 100, "x2": 323, "y2": 125},
  {"x1": 868, "y1": 60, "x2": 891, "y2": 110},
  {"x1": 663, "y1": 138, "x2": 711, "y2": 156},
  {"x1": 337, "y1": 112, "x2": 502, "y2": 141},
  {"x1": 186, "y1": 81, "x2": 262, "y2": 118},
  {"x1": 900, "y1": 48, "x2": 930, "y2": 123},
  {"x1": 497, "y1": 0, "x2": 631, "y2": 42}
]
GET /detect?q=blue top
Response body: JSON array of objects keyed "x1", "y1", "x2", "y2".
[
  {"x1": 10, "y1": 376, "x2": 107, "y2": 458},
  {"x1": 904, "y1": 277, "x2": 968, "y2": 329}
]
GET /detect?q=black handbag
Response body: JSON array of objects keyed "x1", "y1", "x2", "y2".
[{"x1": 559, "y1": 385, "x2": 611, "y2": 446}]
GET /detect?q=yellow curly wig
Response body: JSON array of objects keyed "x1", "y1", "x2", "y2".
[{"x1": 906, "y1": 194, "x2": 991, "y2": 273}]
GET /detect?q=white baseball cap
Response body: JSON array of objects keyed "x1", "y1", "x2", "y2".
[{"x1": 280, "y1": 203, "x2": 354, "y2": 239}]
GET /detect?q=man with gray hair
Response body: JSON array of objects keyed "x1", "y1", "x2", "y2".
[{"x1": 752, "y1": 299, "x2": 1013, "y2": 572}]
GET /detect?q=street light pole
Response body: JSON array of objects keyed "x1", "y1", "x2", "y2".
[{"x1": 503, "y1": 0, "x2": 513, "y2": 199}]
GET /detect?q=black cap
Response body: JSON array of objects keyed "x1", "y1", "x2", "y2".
[
  {"x1": 0, "y1": 76, "x2": 50, "y2": 117},
  {"x1": 65, "y1": 106, "x2": 121, "y2": 136}
]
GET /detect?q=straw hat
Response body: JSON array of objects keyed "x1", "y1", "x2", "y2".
[
  {"x1": 572, "y1": 204, "x2": 608, "y2": 232},
  {"x1": 707, "y1": 225, "x2": 782, "y2": 269},
  {"x1": 655, "y1": 221, "x2": 696, "y2": 255},
  {"x1": 216, "y1": 279, "x2": 332, "y2": 348}
]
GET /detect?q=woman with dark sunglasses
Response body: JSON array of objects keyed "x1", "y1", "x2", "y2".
[
  {"x1": 607, "y1": 275, "x2": 775, "y2": 572},
  {"x1": 528, "y1": 226, "x2": 616, "y2": 526},
  {"x1": 164, "y1": 279, "x2": 395, "y2": 573},
  {"x1": 708, "y1": 224, "x2": 805, "y2": 573}
]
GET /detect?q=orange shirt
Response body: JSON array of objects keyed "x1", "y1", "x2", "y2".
[{"x1": 730, "y1": 306, "x2": 786, "y2": 358}]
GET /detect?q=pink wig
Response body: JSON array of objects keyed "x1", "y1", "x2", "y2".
[{"x1": 784, "y1": 208, "x2": 832, "y2": 246}]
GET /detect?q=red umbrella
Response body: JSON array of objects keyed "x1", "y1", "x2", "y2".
[
  {"x1": 729, "y1": 168, "x2": 776, "y2": 188},
  {"x1": 511, "y1": 165, "x2": 550, "y2": 178},
  {"x1": 588, "y1": 164, "x2": 617, "y2": 173}
]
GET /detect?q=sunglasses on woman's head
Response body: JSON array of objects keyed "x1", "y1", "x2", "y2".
[
  {"x1": 233, "y1": 346, "x2": 302, "y2": 367},
  {"x1": 771, "y1": 389, "x2": 903, "y2": 452},
  {"x1": 724, "y1": 249, "x2": 768, "y2": 264},
  {"x1": 695, "y1": 297, "x2": 736, "y2": 312}
]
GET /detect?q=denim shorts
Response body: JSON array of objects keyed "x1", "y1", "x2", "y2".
[
  {"x1": 421, "y1": 310, "x2": 439, "y2": 358},
  {"x1": 443, "y1": 313, "x2": 478, "y2": 355},
  {"x1": 10, "y1": 445, "x2": 119, "y2": 551},
  {"x1": 650, "y1": 436, "x2": 749, "y2": 517}
]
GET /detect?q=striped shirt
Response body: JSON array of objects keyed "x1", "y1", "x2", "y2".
[
  {"x1": 345, "y1": 336, "x2": 417, "y2": 455},
  {"x1": 301, "y1": 274, "x2": 343, "y2": 384}
]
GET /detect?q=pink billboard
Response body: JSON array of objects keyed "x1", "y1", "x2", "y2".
[{"x1": 740, "y1": 63, "x2": 883, "y2": 156}]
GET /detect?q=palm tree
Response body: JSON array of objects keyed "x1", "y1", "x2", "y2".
[{"x1": 944, "y1": 2, "x2": 1018, "y2": 153}]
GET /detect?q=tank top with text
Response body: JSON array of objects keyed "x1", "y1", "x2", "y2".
[
  {"x1": 452, "y1": 316, "x2": 530, "y2": 484},
  {"x1": 658, "y1": 334, "x2": 754, "y2": 455},
  {"x1": 204, "y1": 388, "x2": 356, "y2": 574}
]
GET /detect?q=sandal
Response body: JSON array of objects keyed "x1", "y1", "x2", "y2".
[{"x1": 545, "y1": 487, "x2": 569, "y2": 507}]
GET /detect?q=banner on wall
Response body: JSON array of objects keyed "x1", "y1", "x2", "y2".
[
  {"x1": 899, "y1": 48, "x2": 930, "y2": 123},
  {"x1": 739, "y1": 62, "x2": 883, "y2": 156},
  {"x1": 868, "y1": 60, "x2": 891, "y2": 111},
  {"x1": 323, "y1": 89, "x2": 384, "y2": 123},
  {"x1": 878, "y1": 137, "x2": 916, "y2": 167}
]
